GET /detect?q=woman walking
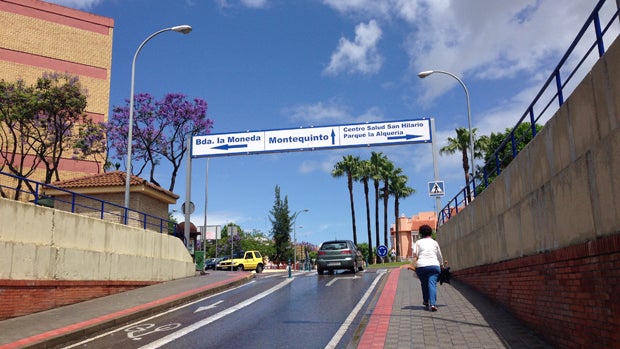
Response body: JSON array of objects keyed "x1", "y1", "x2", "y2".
[{"x1": 407, "y1": 224, "x2": 444, "y2": 311}]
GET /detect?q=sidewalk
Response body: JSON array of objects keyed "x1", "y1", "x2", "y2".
[
  {"x1": 357, "y1": 267, "x2": 552, "y2": 348},
  {"x1": 0, "y1": 271, "x2": 252, "y2": 349},
  {"x1": 0, "y1": 268, "x2": 552, "y2": 349}
]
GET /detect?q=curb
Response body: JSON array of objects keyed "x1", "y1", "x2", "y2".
[{"x1": 4, "y1": 273, "x2": 252, "y2": 349}]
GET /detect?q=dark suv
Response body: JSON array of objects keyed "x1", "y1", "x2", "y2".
[{"x1": 316, "y1": 240, "x2": 364, "y2": 275}]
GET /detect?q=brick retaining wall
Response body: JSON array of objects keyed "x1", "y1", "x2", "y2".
[
  {"x1": 453, "y1": 232, "x2": 620, "y2": 348},
  {"x1": 0, "y1": 280, "x2": 158, "y2": 320}
]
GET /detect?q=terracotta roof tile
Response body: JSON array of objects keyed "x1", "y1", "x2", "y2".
[{"x1": 52, "y1": 171, "x2": 178, "y2": 199}]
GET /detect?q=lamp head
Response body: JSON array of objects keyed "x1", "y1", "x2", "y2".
[
  {"x1": 418, "y1": 70, "x2": 434, "y2": 78},
  {"x1": 171, "y1": 25, "x2": 192, "y2": 34}
]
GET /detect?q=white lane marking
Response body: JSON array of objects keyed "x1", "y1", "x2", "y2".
[
  {"x1": 61, "y1": 281, "x2": 255, "y2": 349},
  {"x1": 139, "y1": 278, "x2": 294, "y2": 349},
  {"x1": 326, "y1": 275, "x2": 359, "y2": 286},
  {"x1": 194, "y1": 300, "x2": 223, "y2": 313},
  {"x1": 125, "y1": 323, "x2": 181, "y2": 341},
  {"x1": 324, "y1": 270, "x2": 386, "y2": 349}
]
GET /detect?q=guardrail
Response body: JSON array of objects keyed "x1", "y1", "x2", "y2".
[
  {"x1": 0, "y1": 170, "x2": 175, "y2": 234},
  {"x1": 438, "y1": 0, "x2": 619, "y2": 226}
]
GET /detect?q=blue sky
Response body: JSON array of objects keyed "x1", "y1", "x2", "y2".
[{"x1": 46, "y1": 0, "x2": 618, "y2": 247}]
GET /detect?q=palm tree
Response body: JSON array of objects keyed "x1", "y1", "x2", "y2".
[
  {"x1": 388, "y1": 171, "x2": 414, "y2": 260},
  {"x1": 357, "y1": 159, "x2": 373, "y2": 263},
  {"x1": 370, "y1": 152, "x2": 388, "y2": 261},
  {"x1": 380, "y1": 159, "x2": 395, "y2": 248},
  {"x1": 440, "y1": 127, "x2": 477, "y2": 203},
  {"x1": 332, "y1": 155, "x2": 360, "y2": 245}
]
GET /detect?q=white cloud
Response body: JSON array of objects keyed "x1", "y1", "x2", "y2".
[
  {"x1": 323, "y1": 0, "x2": 608, "y2": 106},
  {"x1": 298, "y1": 156, "x2": 337, "y2": 175},
  {"x1": 284, "y1": 100, "x2": 351, "y2": 125},
  {"x1": 216, "y1": 0, "x2": 268, "y2": 10},
  {"x1": 241, "y1": 0, "x2": 268, "y2": 9},
  {"x1": 43, "y1": 0, "x2": 102, "y2": 10},
  {"x1": 324, "y1": 20, "x2": 384, "y2": 76},
  {"x1": 321, "y1": 0, "x2": 419, "y2": 23},
  {"x1": 407, "y1": 1, "x2": 601, "y2": 103},
  {"x1": 283, "y1": 99, "x2": 386, "y2": 127}
]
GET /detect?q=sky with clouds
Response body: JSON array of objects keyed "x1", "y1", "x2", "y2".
[{"x1": 44, "y1": 0, "x2": 619, "y2": 248}]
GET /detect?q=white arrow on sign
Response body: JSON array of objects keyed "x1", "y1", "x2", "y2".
[{"x1": 194, "y1": 300, "x2": 223, "y2": 313}]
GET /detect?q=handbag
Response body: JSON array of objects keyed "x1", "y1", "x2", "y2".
[{"x1": 439, "y1": 266, "x2": 451, "y2": 284}]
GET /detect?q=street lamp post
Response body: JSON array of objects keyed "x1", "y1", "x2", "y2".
[
  {"x1": 124, "y1": 25, "x2": 192, "y2": 211},
  {"x1": 418, "y1": 70, "x2": 475, "y2": 202},
  {"x1": 292, "y1": 209, "x2": 309, "y2": 271}
]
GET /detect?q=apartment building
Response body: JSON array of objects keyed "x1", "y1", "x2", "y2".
[{"x1": 0, "y1": 0, "x2": 114, "y2": 179}]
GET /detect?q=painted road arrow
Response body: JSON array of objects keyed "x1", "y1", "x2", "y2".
[{"x1": 194, "y1": 300, "x2": 224, "y2": 313}]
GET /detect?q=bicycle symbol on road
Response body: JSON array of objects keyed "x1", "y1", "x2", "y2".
[{"x1": 125, "y1": 323, "x2": 181, "y2": 341}]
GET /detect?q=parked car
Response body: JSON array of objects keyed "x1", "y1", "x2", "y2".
[
  {"x1": 216, "y1": 251, "x2": 265, "y2": 273},
  {"x1": 204, "y1": 257, "x2": 224, "y2": 270},
  {"x1": 316, "y1": 240, "x2": 364, "y2": 275}
]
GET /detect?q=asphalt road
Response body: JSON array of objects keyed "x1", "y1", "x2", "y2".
[{"x1": 55, "y1": 269, "x2": 386, "y2": 349}]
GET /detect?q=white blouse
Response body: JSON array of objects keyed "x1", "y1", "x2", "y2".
[{"x1": 413, "y1": 237, "x2": 444, "y2": 267}]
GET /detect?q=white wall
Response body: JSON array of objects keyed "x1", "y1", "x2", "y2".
[{"x1": 0, "y1": 197, "x2": 195, "y2": 281}]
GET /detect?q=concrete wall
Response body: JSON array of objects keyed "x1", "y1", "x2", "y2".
[
  {"x1": 436, "y1": 36, "x2": 620, "y2": 349},
  {"x1": 438, "y1": 35, "x2": 620, "y2": 270},
  {"x1": 0, "y1": 197, "x2": 195, "y2": 281}
]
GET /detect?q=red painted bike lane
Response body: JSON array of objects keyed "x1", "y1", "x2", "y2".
[{"x1": 357, "y1": 267, "x2": 400, "y2": 349}]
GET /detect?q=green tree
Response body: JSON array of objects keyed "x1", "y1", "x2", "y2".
[
  {"x1": 217, "y1": 223, "x2": 243, "y2": 257},
  {"x1": 357, "y1": 242, "x2": 370, "y2": 264},
  {"x1": 370, "y1": 151, "x2": 388, "y2": 262},
  {"x1": 167, "y1": 211, "x2": 178, "y2": 235},
  {"x1": 379, "y1": 158, "x2": 395, "y2": 247},
  {"x1": 388, "y1": 170, "x2": 414, "y2": 259},
  {"x1": 31, "y1": 73, "x2": 106, "y2": 184},
  {"x1": 332, "y1": 155, "x2": 361, "y2": 245},
  {"x1": 0, "y1": 73, "x2": 106, "y2": 189},
  {"x1": 269, "y1": 185, "x2": 291, "y2": 262},
  {"x1": 439, "y1": 127, "x2": 482, "y2": 203},
  {"x1": 0, "y1": 79, "x2": 39, "y2": 199},
  {"x1": 356, "y1": 159, "x2": 374, "y2": 264},
  {"x1": 244, "y1": 230, "x2": 276, "y2": 259},
  {"x1": 480, "y1": 122, "x2": 543, "y2": 181}
]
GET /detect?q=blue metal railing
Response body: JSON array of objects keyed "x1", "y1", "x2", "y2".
[
  {"x1": 0, "y1": 170, "x2": 176, "y2": 234},
  {"x1": 438, "y1": 0, "x2": 619, "y2": 226}
]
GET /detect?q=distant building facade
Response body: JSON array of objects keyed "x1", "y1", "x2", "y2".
[
  {"x1": 0, "y1": 0, "x2": 114, "y2": 179},
  {"x1": 390, "y1": 211, "x2": 437, "y2": 259}
]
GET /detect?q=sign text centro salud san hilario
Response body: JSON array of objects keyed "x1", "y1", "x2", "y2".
[{"x1": 191, "y1": 118, "x2": 432, "y2": 158}]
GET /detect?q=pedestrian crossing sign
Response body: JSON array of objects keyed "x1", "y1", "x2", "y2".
[{"x1": 428, "y1": 181, "x2": 445, "y2": 197}]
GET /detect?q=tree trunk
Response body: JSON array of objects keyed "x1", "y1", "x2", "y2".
[
  {"x1": 348, "y1": 175, "x2": 357, "y2": 245},
  {"x1": 363, "y1": 180, "x2": 372, "y2": 264}
]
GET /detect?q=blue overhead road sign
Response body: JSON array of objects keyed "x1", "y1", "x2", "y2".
[{"x1": 191, "y1": 118, "x2": 432, "y2": 158}]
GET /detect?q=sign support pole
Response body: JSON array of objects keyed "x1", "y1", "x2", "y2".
[
  {"x1": 184, "y1": 136, "x2": 192, "y2": 247},
  {"x1": 431, "y1": 118, "x2": 442, "y2": 219},
  {"x1": 203, "y1": 158, "x2": 209, "y2": 257}
]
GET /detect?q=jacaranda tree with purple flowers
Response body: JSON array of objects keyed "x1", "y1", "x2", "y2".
[
  {"x1": 0, "y1": 73, "x2": 106, "y2": 189},
  {"x1": 108, "y1": 92, "x2": 213, "y2": 192}
]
